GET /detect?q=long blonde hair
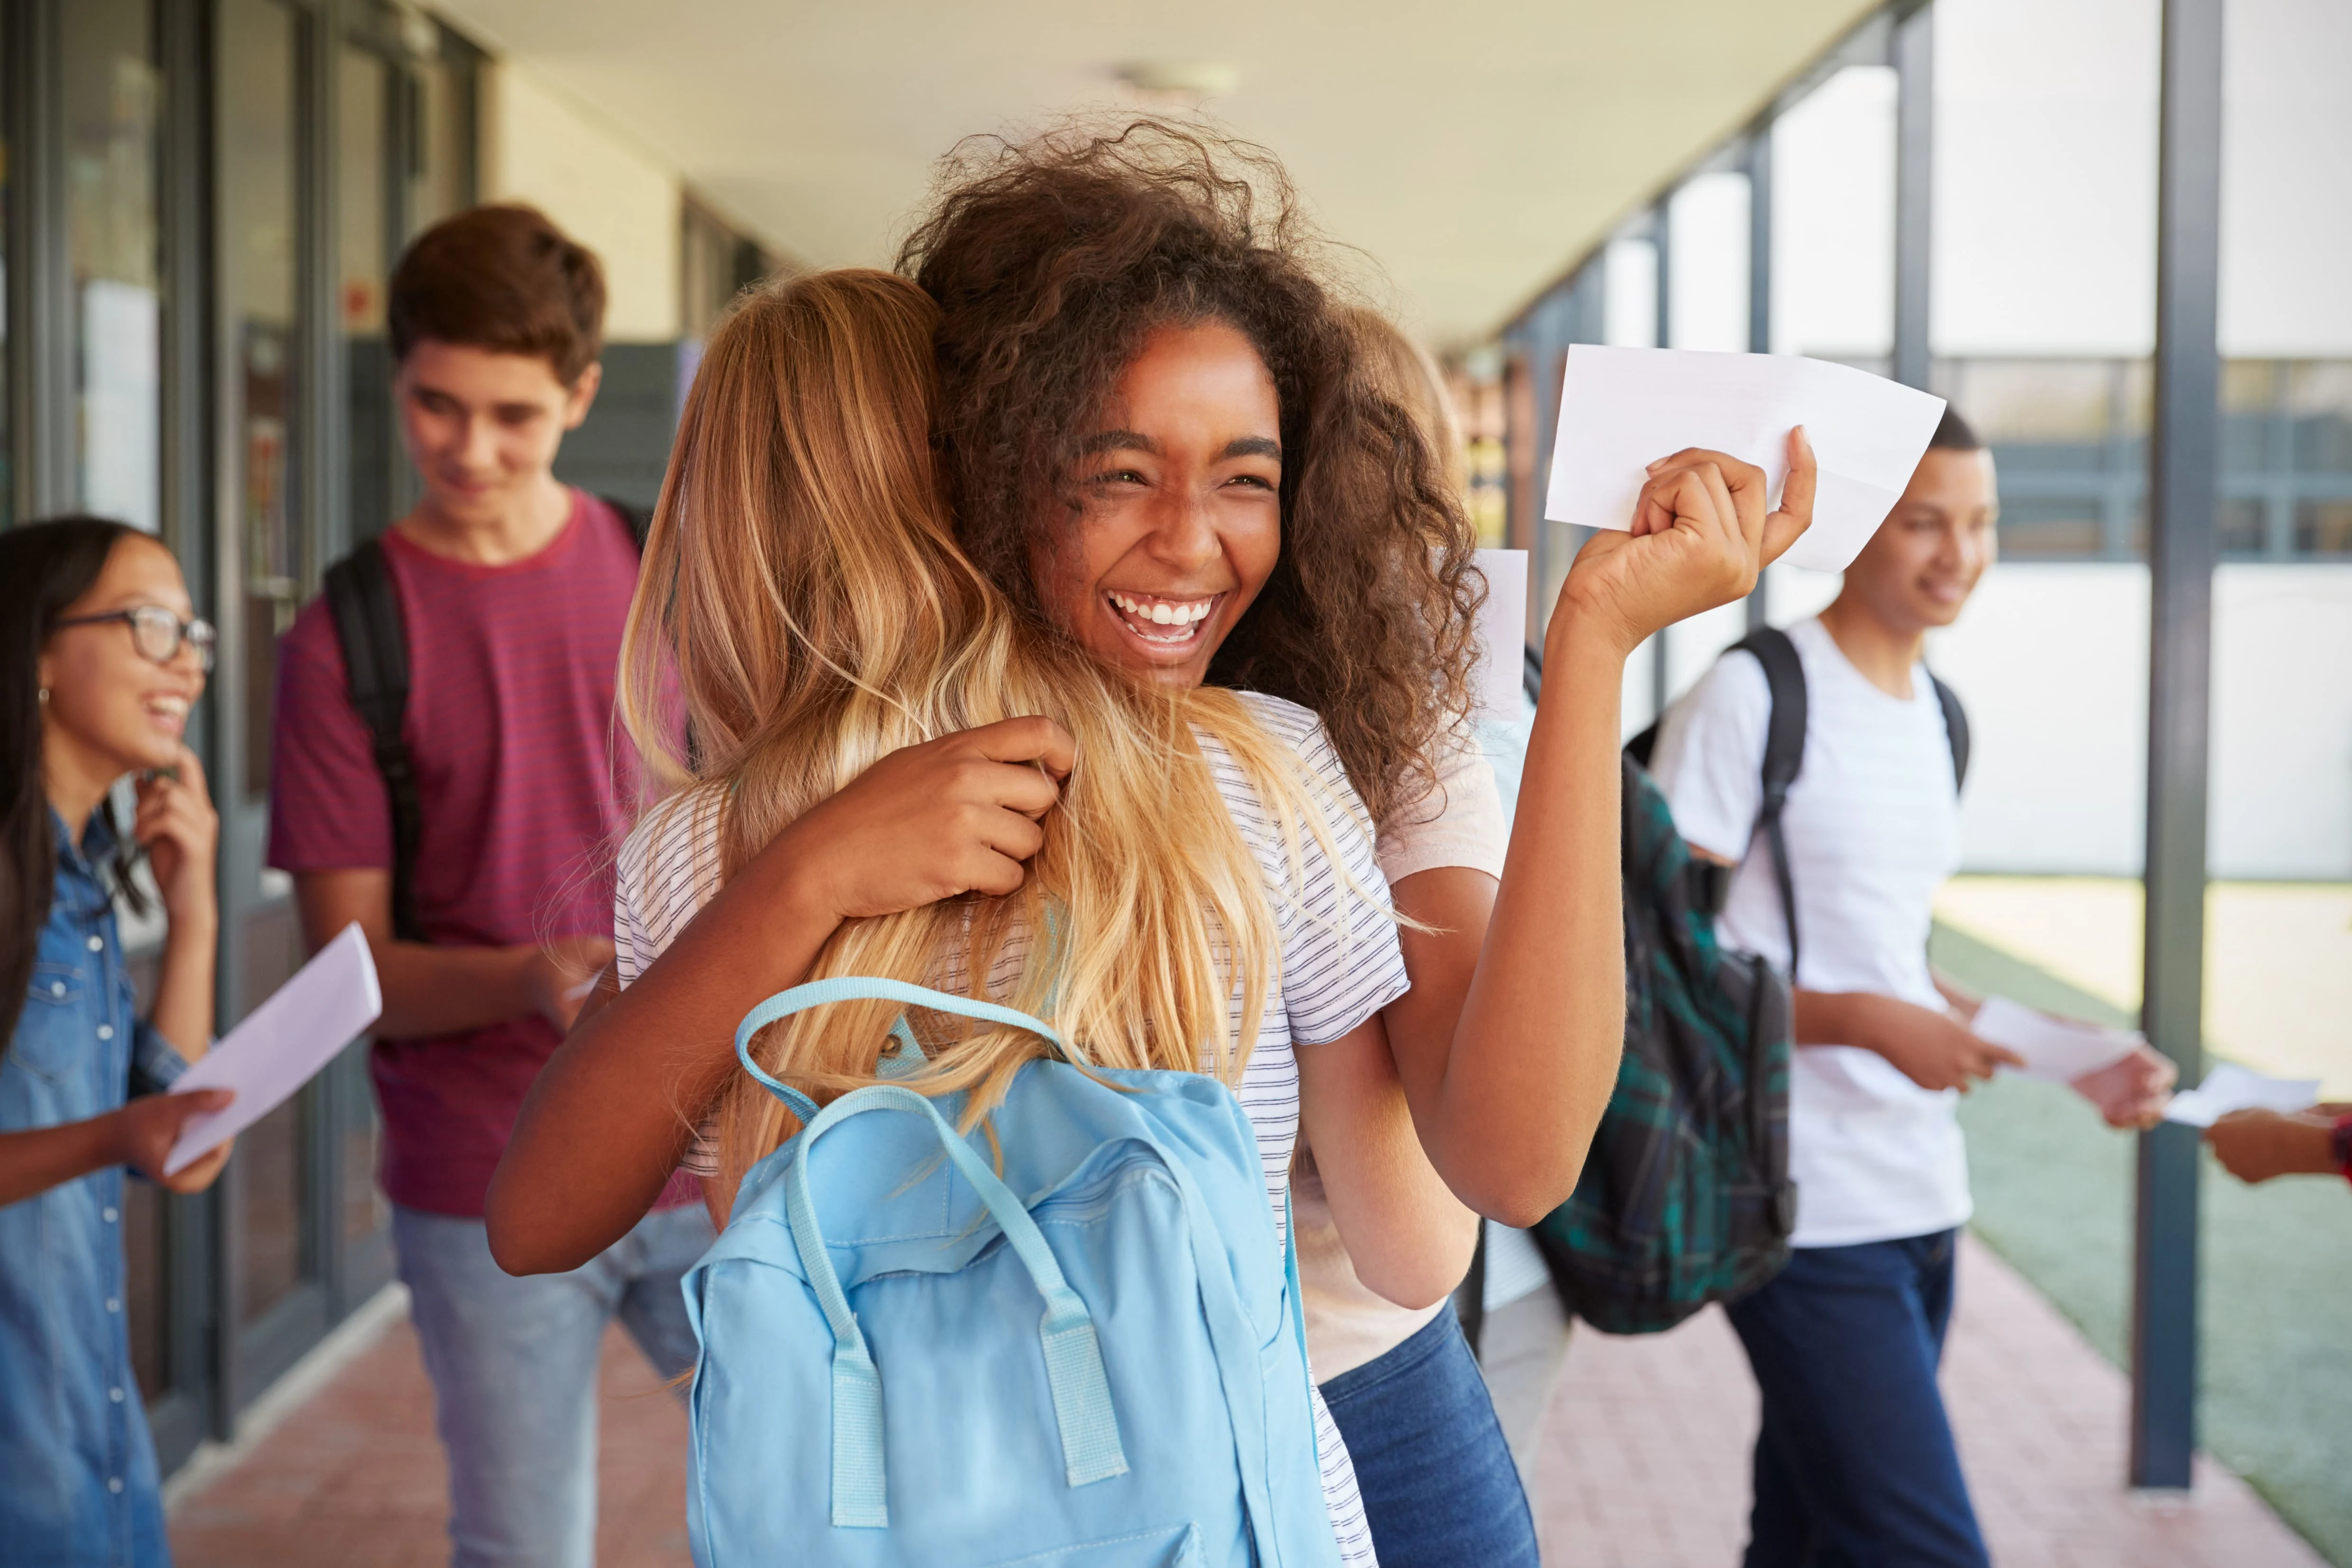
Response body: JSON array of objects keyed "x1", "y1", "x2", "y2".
[{"x1": 618, "y1": 269, "x2": 1345, "y2": 1196}]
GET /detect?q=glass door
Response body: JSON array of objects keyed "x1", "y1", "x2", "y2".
[
  {"x1": 214, "y1": 0, "x2": 326, "y2": 1406},
  {"x1": 54, "y1": 0, "x2": 204, "y2": 1461}
]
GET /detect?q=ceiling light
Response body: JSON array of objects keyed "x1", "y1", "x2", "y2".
[{"x1": 1114, "y1": 61, "x2": 1241, "y2": 108}]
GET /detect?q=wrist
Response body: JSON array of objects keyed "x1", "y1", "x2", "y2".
[
  {"x1": 96, "y1": 1106, "x2": 138, "y2": 1170},
  {"x1": 163, "y1": 899, "x2": 218, "y2": 939},
  {"x1": 508, "y1": 944, "x2": 552, "y2": 1010},
  {"x1": 1543, "y1": 595, "x2": 1641, "y2": 669},
  {"x1": 748, "y1": 821, "x2": 848, "y2": 929}
]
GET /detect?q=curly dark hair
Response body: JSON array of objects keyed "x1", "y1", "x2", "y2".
[{"x1": 898, "y1": 117, "x2": 1482, "y2": 827}]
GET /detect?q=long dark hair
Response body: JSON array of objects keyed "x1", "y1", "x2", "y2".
[
  {"x1": 1, "y1": 516, "x2": 149, "y2": 1048},
  {"x1": 898, "y1": 118, "x2": 1481, "y2": 826}
]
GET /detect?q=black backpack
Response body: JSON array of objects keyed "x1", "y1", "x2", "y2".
[
  {"x1": 321, "y1": 496, "x2": 652, "y2": 941},
  {"x1": 1527, "y1": 626, "x2": 1968, "y2": 1334}
]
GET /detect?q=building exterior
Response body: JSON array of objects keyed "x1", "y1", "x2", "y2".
[
  {"x1": 2, "y1": 0, "x2": 779, "y2": 1475},
  {"x1": 1499, "y1": 0, "x2": 2352, "y2": 881}
]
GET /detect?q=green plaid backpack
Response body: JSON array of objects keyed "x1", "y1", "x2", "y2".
[
  {"x1": 1525, "y1": 631, "x2": 1804, "y2": 1335},
  {"x1": 1527, "y1": 627, "x2": 1971, "y2": 1335}
]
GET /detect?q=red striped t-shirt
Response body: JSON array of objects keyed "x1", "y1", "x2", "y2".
[{"x1": 268, "y1": 491, "x2": 691, "y2": 1217}]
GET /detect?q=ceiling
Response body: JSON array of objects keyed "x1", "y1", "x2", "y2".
[{"x1": 431, "y1": 0, "x2": 1881, "y2": 345}]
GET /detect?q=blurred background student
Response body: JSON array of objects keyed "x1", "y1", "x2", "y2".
[
  {"x1": 1647, "y1": 412, "x2": 2175, "y2": 1567},
  {"x1": 266, "y1": 205, "x2": 703, "y2": 1568},
  {"x1": 0, "y1": 516, "x2": 232, "y2": 1567}
]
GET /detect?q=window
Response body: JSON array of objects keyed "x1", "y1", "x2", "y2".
[{"x1": 63, "y1": 0, "x2": 165, "y2": 538}]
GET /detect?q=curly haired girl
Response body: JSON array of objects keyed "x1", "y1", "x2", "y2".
[{"x1": 900, "y1": 116, "x2": 1815, "y2": 1568}]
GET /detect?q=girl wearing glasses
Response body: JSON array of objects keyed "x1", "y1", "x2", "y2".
[{"x1": 0, "y1": 515, "x2": 232, "y2": 1567}]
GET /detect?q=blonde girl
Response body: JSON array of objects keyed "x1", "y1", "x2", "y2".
[{"x1": 486, "y1": 269, "x2": 1471, "y2": 1562}]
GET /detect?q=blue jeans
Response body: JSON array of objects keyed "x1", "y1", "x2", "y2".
[
  {"x1": 1319, "y1": 1310, "x2": 1540, "y2": 1568},
  {"x1": 394, "y1": 1202, "x2": 713, "y2": 1568},
  {"x1": 1725, "y1": 1229, "x2": 1989, "y2": 1568}
]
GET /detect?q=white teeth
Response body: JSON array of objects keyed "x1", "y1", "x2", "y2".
[{"x1": 1108, "y1": 592, "x2": 1213, "y2": 633}]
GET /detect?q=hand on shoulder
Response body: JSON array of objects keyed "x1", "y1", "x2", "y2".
[{"x1": 754, "y1": 715, "x2": 1076, "y2": 924}]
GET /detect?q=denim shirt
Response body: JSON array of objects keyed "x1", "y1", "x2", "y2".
[{"x1": 0, "y1": 808, "x2": 188, "y2": 1568}]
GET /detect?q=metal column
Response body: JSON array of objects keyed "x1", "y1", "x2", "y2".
[
  {"x1": 1650, "y1": 205, "x2": 1674, "y2": 718},
  {"x1": 2131, "y1": 0, "x2": 2224, "y2": 1494},
  {"x1": 1891, "y1": 2, "x2": 1934, "y2": 392},
  {"x1": 1747, "y1": 130, "x2": 1774, "y2": 632}
]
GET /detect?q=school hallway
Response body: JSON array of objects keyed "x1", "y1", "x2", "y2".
[{"x1": 167, "y1": 1232, "x2": 2319, "y2": 1568}]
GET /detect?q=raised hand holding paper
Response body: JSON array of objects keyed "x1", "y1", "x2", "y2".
[
  {"x1": 163, "y1": 921, "x2": 382, "y2": 1175},
  {"x1": 1545, "y1": 345, "x2": 1947, "y2": 573}
]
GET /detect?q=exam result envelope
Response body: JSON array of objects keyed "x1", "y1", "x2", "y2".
[
  {"x1": 1544, "y1": 345, "x2": 1949, "y2": 574},
  {"x1": 163, "y1": 921, "x2": 382, "y2": 1175}
]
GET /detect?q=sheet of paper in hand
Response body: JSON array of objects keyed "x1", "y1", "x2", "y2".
[
  {"x1": 1543, "y1": 345, "x2": 1949, "y2": 573},
  {"x1": 164, "y1": 921, "x2": 382, "y2": 1174},
  {"x1": 1470, "y1": 549, "x2": 1528, "y2": 721},
  {"x1": 2161, "y1": 1062, "x2": 2321, "y2": 1130},
  {"x1": 1971, "y1": 995, "x2": 2140, "y2": 1084}
]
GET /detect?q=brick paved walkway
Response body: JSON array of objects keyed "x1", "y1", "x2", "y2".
[
  {"x1": 169, "y1": 1308, "x2": 692, "y2": 1568},
  {"x1": 1532, "y1": 1233, "x2": 2325, "y2": 1567},
  {"x1": 169, "y1": 1234, "x2": 2324, "y2": 1566}
]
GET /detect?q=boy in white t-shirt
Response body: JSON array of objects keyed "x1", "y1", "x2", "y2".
[{"x1": 1649, "y1": 409, "x2": 2173, "y2": 1567}]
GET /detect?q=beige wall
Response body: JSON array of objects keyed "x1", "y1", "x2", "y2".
[{"x1": 478, "y1": 62, "x2": 680, "y2": 342}]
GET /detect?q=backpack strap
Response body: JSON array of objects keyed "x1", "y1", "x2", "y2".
[
  {"x1": 598, "y1": 493, "x2": 654, "y2": 552},
  {"x1": 733, "y1": 978, "x2": 1127, "y2": 1525},
  {"x1": 324, "y1": 539, "x2": 426, "y2": 942},
  {"x1": 1730, "y1": 627, "x2": 1808, "y2": 984},
  {"x1": 1930, "y1": 672, "x2": 1970, "y2": 791}
]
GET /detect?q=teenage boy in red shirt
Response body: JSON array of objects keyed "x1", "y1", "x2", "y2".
[{"x1": 268, "y1": 204, "x2": 705, "y2": 1568}]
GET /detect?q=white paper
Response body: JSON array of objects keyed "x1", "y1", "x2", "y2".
[
  {"x1": 1544, "y1": 345, "x2": 1949, "y2": 573},
  {"x1": 1471, "y1": 549, "x2": 1528, "y2": 722},
  {"x1": 2161, "y1": 1062, "x2": 2321, "y2": 1130},
  {"x1": 1972, "y1": 995, "x2": 2141, "y2": 1084},
  {"x1": 164, "y1": 922, "x2": 382, "y2": 1174}
]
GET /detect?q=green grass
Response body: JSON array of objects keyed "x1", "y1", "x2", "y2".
[{"x1": 1933, "y1": 921, "x2": 2352, "y2": 1567}]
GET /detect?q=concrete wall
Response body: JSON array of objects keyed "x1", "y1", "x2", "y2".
[
  {"x1": 1656, "y1": 563, "x2": 2352, "y2": 881},
  {"x1": 479, "y1": 63, "x2": 681, "y2": 342}
]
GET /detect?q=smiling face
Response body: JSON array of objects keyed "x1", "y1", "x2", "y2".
[
  {"x1": 1845, "y1": 446, "x2": 2000, "y2": 633},
  {"x1": 38, "y1": 534, "x2": 206, "y2": 780},
  {"x1": 396, "y1": 339, "x2": 599, "y2": 527},
  {"x1": 1030, "y1": 321, "x2": 1284, "y2": 690}
]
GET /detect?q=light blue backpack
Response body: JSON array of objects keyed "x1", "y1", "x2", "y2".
[{"x1": 682, "y1": 976, "x2": 1343, "y2": 1568}]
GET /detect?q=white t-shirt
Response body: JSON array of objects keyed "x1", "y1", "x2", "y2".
[
  {"x1": 1293, "y1": 724, "x2": 1508, "y2": 1377},
  {"x1": 611, "y1": 691, "x2": 1406, "y2": 1568},
  {"x1": 1648, "y1": 616, "x2": 1971, "y2": 1250}
]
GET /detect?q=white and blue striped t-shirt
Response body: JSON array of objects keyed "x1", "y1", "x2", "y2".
[{"x1": 611, "y1": 690, "x2": 1407, "y2": 1568}]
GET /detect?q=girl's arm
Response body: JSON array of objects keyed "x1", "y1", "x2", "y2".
[
  {"x1": 1380, "y1": 437, "x2": 1817, "y2": 1226},
  {"x1": 486, "y1": 716, "x2": 1074, "y2": 1276},
  {"x1": 1296, "y1": 1013, "x2": 1478, "y2": 1310},
  {"x1": 0, "y1": 1088, "x2": 236, "y2": 1206}
]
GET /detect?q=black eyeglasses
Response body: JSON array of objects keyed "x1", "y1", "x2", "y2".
[{"x1": 50, "y1": 607, "x2": 218, "y2": 672}]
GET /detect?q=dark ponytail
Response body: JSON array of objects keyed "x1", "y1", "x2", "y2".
[{"x1": 0, "y1": 516, "x2": 146, "y2": 1050}]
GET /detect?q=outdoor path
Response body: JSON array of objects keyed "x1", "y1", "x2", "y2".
[
  {"x1": 1532, "y1": 1233, "x2": 2325, "y2": 1568},
  {"x1": 1934, "y1": 876, "x2": 2352, "y2": 1094},
  {"x1": 169, "y1": 1301, "x2": 691, "y2": 1568},
  {"x1": 171, "y1": 1236, "x2": 2324, "y2": 1567}
]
